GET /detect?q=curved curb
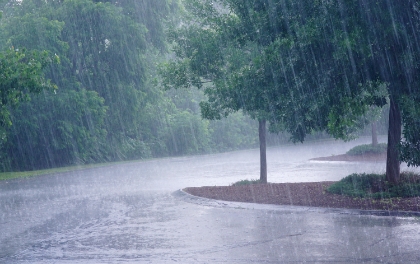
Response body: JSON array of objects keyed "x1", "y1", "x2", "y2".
[{"x1": 173, "y1": 189, "x2": 420, "y2": 218}]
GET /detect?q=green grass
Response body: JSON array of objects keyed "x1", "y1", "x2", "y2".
[
  {"x1": 327, "y1": 172, "x2": 420, "y2": 199},
  {"x1": 346, "y1": 143, "x2": 387, "y2": 156},
  {"x1": 231, "y1": 179, "x2": 262, "y2": 186},
  {"x1": 0, "y1": 169, "x2": 60, "y2": 181},
  {"x1": 0, "y1": 165, "x2": 99, "y2": 181},
  {"x1": 0, "y1": 159, "x2": 145, "y2": 181}
]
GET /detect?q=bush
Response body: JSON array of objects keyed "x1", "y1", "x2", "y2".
[
  {"x1": 346, "y1": 143, "x2": 387, "y2": 156},
  {"x1": 231, "y1": 179, "x2": 262, "y2": 186},
  {"x1": 327, "y1": 172, "x2": 420, "y2": 199}
]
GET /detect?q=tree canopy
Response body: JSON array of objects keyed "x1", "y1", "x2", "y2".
[{"x1": 163, "y1": 0, "x2": 420, "y2": 184}]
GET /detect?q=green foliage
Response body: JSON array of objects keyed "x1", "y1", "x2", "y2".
[
  {"x1": 54, "y1": 0, "x2": 150, "y2": 158},
  {"x1": 3, "y1": 0, "x2": 419, "y2": 177},
  {"x1": 327, "y1": 173, "x2": 384, "y2": 198},
  {"x1": 93, "y1": 0, "x2": 181, "y2": 50},
  {"x1": 161, "y1": 1, "x2": 266, "y2": 120},
  {"x1": 118, "y1": 136, "x2": 152, "y2": 160},
  {"x1": 1, "y1": 11, "x2": 68, "y2": 56},
  {"x1": 0, "y1": 48, "x2": 57, "y2": 139},
  {"x1": 135, "y1": 86, "x2": 259, "y2": 158},
  {"x1": 164, "y1": 110, "x2": 211, "y2": 155},
  {"x1": 2, "y1": 89, "x2": 107, "y2": 171},
  {"x1": 209, "y1": 112, "x2": 258, "y2": 151},
  {"x1": 346, "y1": 143, "x2": 387, "y2": 156},
  {"x1": 327, "y1": 90, "x2": 388, "y2": 142},
  {"x1": 327, "y1": 172, "x2": 420, "y2": 199},
  {"x1": 166, "y1": 0, "x2": 420, "y2": 184},
  {"x1": 163, "y1": 0, "x2": 385, "y2": 142},
  {"x1": 0, "y1": 0, "x2": 191, "y2": 169},
  {"x1": 400, "y1": 94, "x2": 420, "y2": 167},
  {"x1": 231, "y1": 178, "x2": 262, "y2": 186}
]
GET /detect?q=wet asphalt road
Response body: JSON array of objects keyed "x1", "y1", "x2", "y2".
[{"x1": 1, "y1": 137, "x2": 420, "y2": 263}]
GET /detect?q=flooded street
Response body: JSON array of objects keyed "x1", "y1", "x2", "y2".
[{"x1": 1, "y1": 137, "x2": 420, "y2": 263}]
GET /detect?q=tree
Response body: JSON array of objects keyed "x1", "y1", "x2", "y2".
[
  {"x1": 4, "y1": 89, "x2": 107, "y2": 171},
  {"x1": 331, "y1": 83, "x2": 389, "y2": 146},
  {"x1": 0, "y1": 48, "x2": 56, "y2": 140},
  {"x1": 230, "y1": 0, "x2": 420, "y2": 185},
  {"x1": 0, "y1": 1, "x2": 112, "y2": 169},
  {"x1": 252, "y1": 0, "x2": 420, "y2": 184},
  {"x1": 2, "y1": 0, "x2": 234, "y2": 170},
  {"x1": 0, "y1": 0, "x2": 146, "y2": 169},
  {"x1": 93, "y1": 0, "x2": 180, "y2": 51},
  {"x1": 0, "y1": 0, "x2": 182, "y2": 167},
  {"x1": 52, "y1": 0, "x2": 182, "y2": 161},
  {"x1": 369, "y1": 1, "x2": 420, "y2": 183},
  {"x1": 161, "y1": 0, "x2": 351, "y2": 183},
  {"x1": 164, "y1": 0, "x2": 420, "y2": 185},
  {"x1": 161, "y1": 0, "x2": 280, "y2": 183},
  {"x1": 264, "y1": 0, "x2": 420, "y2": 184}
]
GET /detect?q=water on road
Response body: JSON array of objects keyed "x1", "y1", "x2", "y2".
[{"x1": 1, "y1": 137, "x2": 420, "y2": 263}]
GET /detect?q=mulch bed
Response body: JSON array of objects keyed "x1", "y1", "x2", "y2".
[
  {"x1": 184, "y1": 153, "x2": 420, "y2": 213},
  {"x1": 184, "y1": 182, "x2": 420, "y2": 212}
]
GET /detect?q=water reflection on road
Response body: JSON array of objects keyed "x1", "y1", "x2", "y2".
[{"x1": 1, "y1": 137, "x2": 420, "y2": 263}]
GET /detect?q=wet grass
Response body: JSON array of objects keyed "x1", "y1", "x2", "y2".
[
  {"x1": 346, "y1": 143, "x2": 387, "y2": 156},
  {"x1": 327, "y1": 172, "x2": 420, "y2": 199},
  {"x1": 0, "y1": 165, "x2": 100, "y2": 181},
  {"x1": 0, "y1": 159, "x2": 145, "y2": 181}
]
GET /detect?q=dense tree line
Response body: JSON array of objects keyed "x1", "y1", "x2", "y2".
[{"x1": 0, "y1": 0, "x2": 261, "y2": 171}]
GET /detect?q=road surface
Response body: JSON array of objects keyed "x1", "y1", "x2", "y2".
[{"x1": 1, "y1": 137, "x2": 420, "y2": 263}]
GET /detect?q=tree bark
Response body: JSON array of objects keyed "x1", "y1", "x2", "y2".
[
  {"x1": 259, "y1": 119, "x2": 267, "y2": 184},
  {"x1": 371, "y1": 122, "x2": 378, "y2": 146},
  {"x1": 386, "y1": 97, "x2": 402, "y2": 184}
]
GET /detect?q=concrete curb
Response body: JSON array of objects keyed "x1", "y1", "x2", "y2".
[{"x1": 174, "y1": 189, "x2": 420, "y2": 218}]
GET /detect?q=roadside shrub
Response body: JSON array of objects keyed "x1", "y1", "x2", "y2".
[
  {"x1": 231, "y1": 179, "x2": 262, "y2": 186},
  {"x1": 346, "y1": 143, "x2": 387, "y2": 156},
  {"x1": 327, "y1": 172, "x2": 420, "y2": 199}
]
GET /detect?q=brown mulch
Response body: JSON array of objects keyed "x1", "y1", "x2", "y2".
[
  {"x1": 184, "y1": 153, "x2": 420, "y2": 213},
  {"x1": 184, "y1": 182, "x2": 420, "y2": 212}
]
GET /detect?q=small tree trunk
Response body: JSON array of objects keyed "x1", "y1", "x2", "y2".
[
  {"x1": 371, "y1": 122, "x2": 378, "y2": 146},
  {"x1": 386, "y1": 97, "x2": 402, "y2": 184},
  {"x1": 259, "y1": 119, "x2": 267, "y2": 184}
]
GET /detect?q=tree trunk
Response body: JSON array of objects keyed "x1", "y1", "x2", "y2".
[
  {"x1": 386, "y1": 97, "x2": 402, "y2": 184},
  {"x1": 259, "y1": 119, "x2": 267, "y2": 184},
  {"x1": 371, "y1": 122, "x2": 378, "y2": 146}
]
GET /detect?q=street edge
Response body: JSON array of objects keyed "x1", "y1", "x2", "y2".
[{"x1": 173, "y1": 189, "x2": 420, "y2": 218}]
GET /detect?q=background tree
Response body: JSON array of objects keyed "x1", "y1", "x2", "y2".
[
  {"x1": 0, "y1": 48, "x2": 57, "y2": 144},
  {"x1": 0, "y1": 0, "x2": 263, "y2": 171},
  {"x1": 0, "y1": 0, "x2": 159, "y2": 168},
  {"x1": 3, "y1": 89, "x2": 107, "y2": 170}
]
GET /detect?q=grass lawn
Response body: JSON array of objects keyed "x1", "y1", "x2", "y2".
[{"x1": 0, "y1": 159, "x2": 148, "y2": 181}]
